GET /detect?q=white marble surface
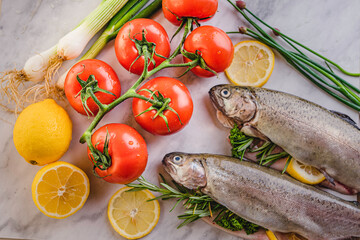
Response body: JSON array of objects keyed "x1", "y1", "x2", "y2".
[{"x1": 0, "y1": 0, "x2": 359, "y2": 239}]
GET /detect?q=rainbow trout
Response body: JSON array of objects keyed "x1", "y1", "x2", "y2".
[
  {"x1": 208, "y1": 85, "x2": 360, "y2": 192},
  {"x1": 162, "y1": 152, "x2": 360, "y2": 239}
]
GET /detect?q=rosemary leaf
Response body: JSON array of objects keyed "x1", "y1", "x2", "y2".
[{"x1": 126, "y1": 176, "x2": 260, "y2": 233}]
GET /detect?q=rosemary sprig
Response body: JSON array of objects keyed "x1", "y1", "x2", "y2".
[{"x1": 126, "y1": 175, "x2": 260, "y2": 234}]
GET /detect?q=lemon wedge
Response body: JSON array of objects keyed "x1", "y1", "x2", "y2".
[
  {"x1": 108, "y1": 187, "x2": 160, "y2": 239},
  {"x1": 286, "y1": 159, "x2": 325, "y2": 185},
  {"x1": 225, "y1": 40, "x2": 275, "y2": 87},
  {"x1": 266, "y1": 230, "x2": 278, "y2": 240},
  {"x1": 32, "y1": 161, "x2": 90, "y2": 219}
]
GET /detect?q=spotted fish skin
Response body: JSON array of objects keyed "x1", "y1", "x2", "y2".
[
  {"x1": 162, "y1": 152, "x2": 360, "y2": 239},
  {"x1": 209, "y1": 84, "x2": 360, "y2": 192}
]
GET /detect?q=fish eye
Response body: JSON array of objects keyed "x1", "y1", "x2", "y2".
[
  {"x1": 220, "y1": 88, "x2": 231, "y2": 98},
  {"x1": 173, "y1": 155, "x2": 182, "y2": 164}
]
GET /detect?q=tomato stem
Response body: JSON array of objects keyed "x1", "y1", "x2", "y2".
[
  {"x1": 168, "y1": 18, "x2": 192, "y2": 60},
  {"x1": 75, "y1": 73, "x2": 115, "y2": 117},
  {"x1": 133, "y1": 88, "x2": 183, "y2": 132},
  {"x1": 87, "y1": 88, "x2": 105, "y2": 111},
  {"x1": 79, "y1": 16, "x2": 200, "y2": 150}
]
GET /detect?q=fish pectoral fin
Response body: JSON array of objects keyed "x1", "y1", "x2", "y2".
[{"x1": 241, "y1": 124, "x2": 269, "y2": 141}]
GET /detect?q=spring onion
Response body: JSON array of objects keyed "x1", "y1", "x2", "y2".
[
  {"x1": 0, "y1": 0, "x2": 129, "y2": 111},
  {"x1": 56, "y1": 0, "x2": 162, "y2": 89}
]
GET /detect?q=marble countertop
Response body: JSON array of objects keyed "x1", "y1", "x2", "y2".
[{"x1": 0, "y1": 0, "x2": 359, "y2": 239}]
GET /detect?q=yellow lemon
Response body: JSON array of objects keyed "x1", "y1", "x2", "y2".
[
  {"x1": 266, "y1": 230, "x2": 278, "y2": 240},
  {"x1": 225, "y1": 40, "x2": 275, "y2": 87},
  {"x1": 13, "y1": 99, "x2": 72, "y2": 165},
  {"x1": 286, "y1": 158, "x2": 326, "y2": 185},
  {"x1": 32, "y1": 161, "x2": 90, "y2": 219},
  {"x1": 108, "y1": 187, "x2": 160, "y2": 239}
]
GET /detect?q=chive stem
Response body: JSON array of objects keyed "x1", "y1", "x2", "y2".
[
  {"x1": 243, "y1": 27, "x2": 360, "y2": 111},
  {"x1": 243, "y1": 8, "x2": 360, "y2": 77},
  {"x1": 227, "y1": 0, "x2": 276, "y2": 44},
  {"x1": 228, "y1": 0, "x2": 360, "y2": 111}
]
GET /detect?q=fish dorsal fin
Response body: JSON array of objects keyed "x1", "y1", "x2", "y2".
[{"x1": 330, "y1": 110, "x2": 360, "y2": 130}]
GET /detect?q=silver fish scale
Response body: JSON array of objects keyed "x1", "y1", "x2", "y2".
[
  {"x1": 200, "y1": 155, "x2": 360, "y2": 239},
  {"x1": 247, "y1": 87, "x2": 360, "y2": 192}
]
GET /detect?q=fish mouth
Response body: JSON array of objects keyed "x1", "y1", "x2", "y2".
[
  {"x1": 162, "y1": 156, "x2": 173, "y2": 174},
  {"x1": 209, "y1": 85, "x2": 229, "y2": 117},
  {"x1": 162, "y1": 152, "x2": 179, "y2": 176},
  {"x1": 208, "y1": 85, "x2": 224, "y2": 110},
  {"x1": 209, "y1": 85, "x2": 236, "y2": 128}
]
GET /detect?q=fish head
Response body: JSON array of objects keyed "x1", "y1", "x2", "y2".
[
  {"x1": 209, "y1": 84, "x2": 257, "y2": 127},
  {"x1": 162, "y1": 152, "x2": 207, "y2": 190}
]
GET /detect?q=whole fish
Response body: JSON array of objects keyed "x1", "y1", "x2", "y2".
[
  {"x1": 208, "y1": 85, "x2": 360, "y2": 192},
  {"x1": 162, "y1": 152, "x2": 360, "y2": 239}
]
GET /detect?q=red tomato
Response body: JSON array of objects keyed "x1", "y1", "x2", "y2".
[
  {"x1": 88, "y1": 124, "x2": 148, "y2": 184},
  {"x1": 64, "y1": 59, "x2": 121, "y2": 116},
  {"x1": 115, "y1": 18, "x2": 171, "y2": 75},
  {"x1": 132, "y1": 77, "x2": 193, "y2": 135},
  {"x1": 162, "y1": 0, "x2": 218, "y2": 26},
  {"x1": 183, "y1": 26, "x2": 234, "y2": 77}
]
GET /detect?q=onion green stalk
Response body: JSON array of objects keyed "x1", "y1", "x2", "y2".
[
  {"x1": 81, "y1": 0, "x2": 162, "y2": 60},
  {"x1": 0, "y1": 0, "x2": 129, "y2": 111},
  {"x1": 56, "y1": 0, "x2": 129, "y2": 61},
  {"x1": 56, "y1": 0, "x2": 162, "y2": 89},
  {"x1": 227, "y1": 0, "x2": 360, "y2": 111}
]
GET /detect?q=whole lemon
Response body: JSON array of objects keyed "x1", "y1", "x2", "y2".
[{"x1": 13, "y1": 99, "x2": 72, "y2": 165}]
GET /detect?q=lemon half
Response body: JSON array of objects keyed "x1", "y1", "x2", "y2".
[
  {"x1": 225, "y1": 40, "x2": 275, "y2": 87},
  {"x1": 32, "y1": 161, "x2": 90, "y2": 219}
]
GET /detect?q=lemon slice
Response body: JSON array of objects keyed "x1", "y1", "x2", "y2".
[
  {"x1": 286, "y1": 159, "x2": 325, "y2": 185},
  {"x1": 108, "y1": 187, "x2": 160, "y2": 239},
  {"x1": 266, "y1": 230, "x2": 278, "y2": 240},
  {"x1": 225, "y1": 40, "x2": 275, "y2": 87},
  {"x1": 32, "y1": 161, "x2": 90, "y2": 219}
]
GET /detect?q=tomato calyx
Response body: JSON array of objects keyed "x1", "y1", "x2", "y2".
[
  {"x1": 135, "y1": 89, "x2": 183, "y2": 132},
  {"x1": 130, "y1": 29, "x2": 167, "y2": 72},
  {"x1": 181, "y1": 49, "x2": 218, "y2": 77},
  {"x1": 89, "y1": 129, "x2": 112, "y2": 177},
  {"x1": 75, "y1": 72, "x2": 115, "y2": 116},
  {"x1": 164, "y1": 5, "x2": 214, "y2": 29}
]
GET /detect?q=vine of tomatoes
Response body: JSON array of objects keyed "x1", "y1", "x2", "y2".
[{"x1": 64, "y1": 0, "x2": 233, "y2": 184}]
